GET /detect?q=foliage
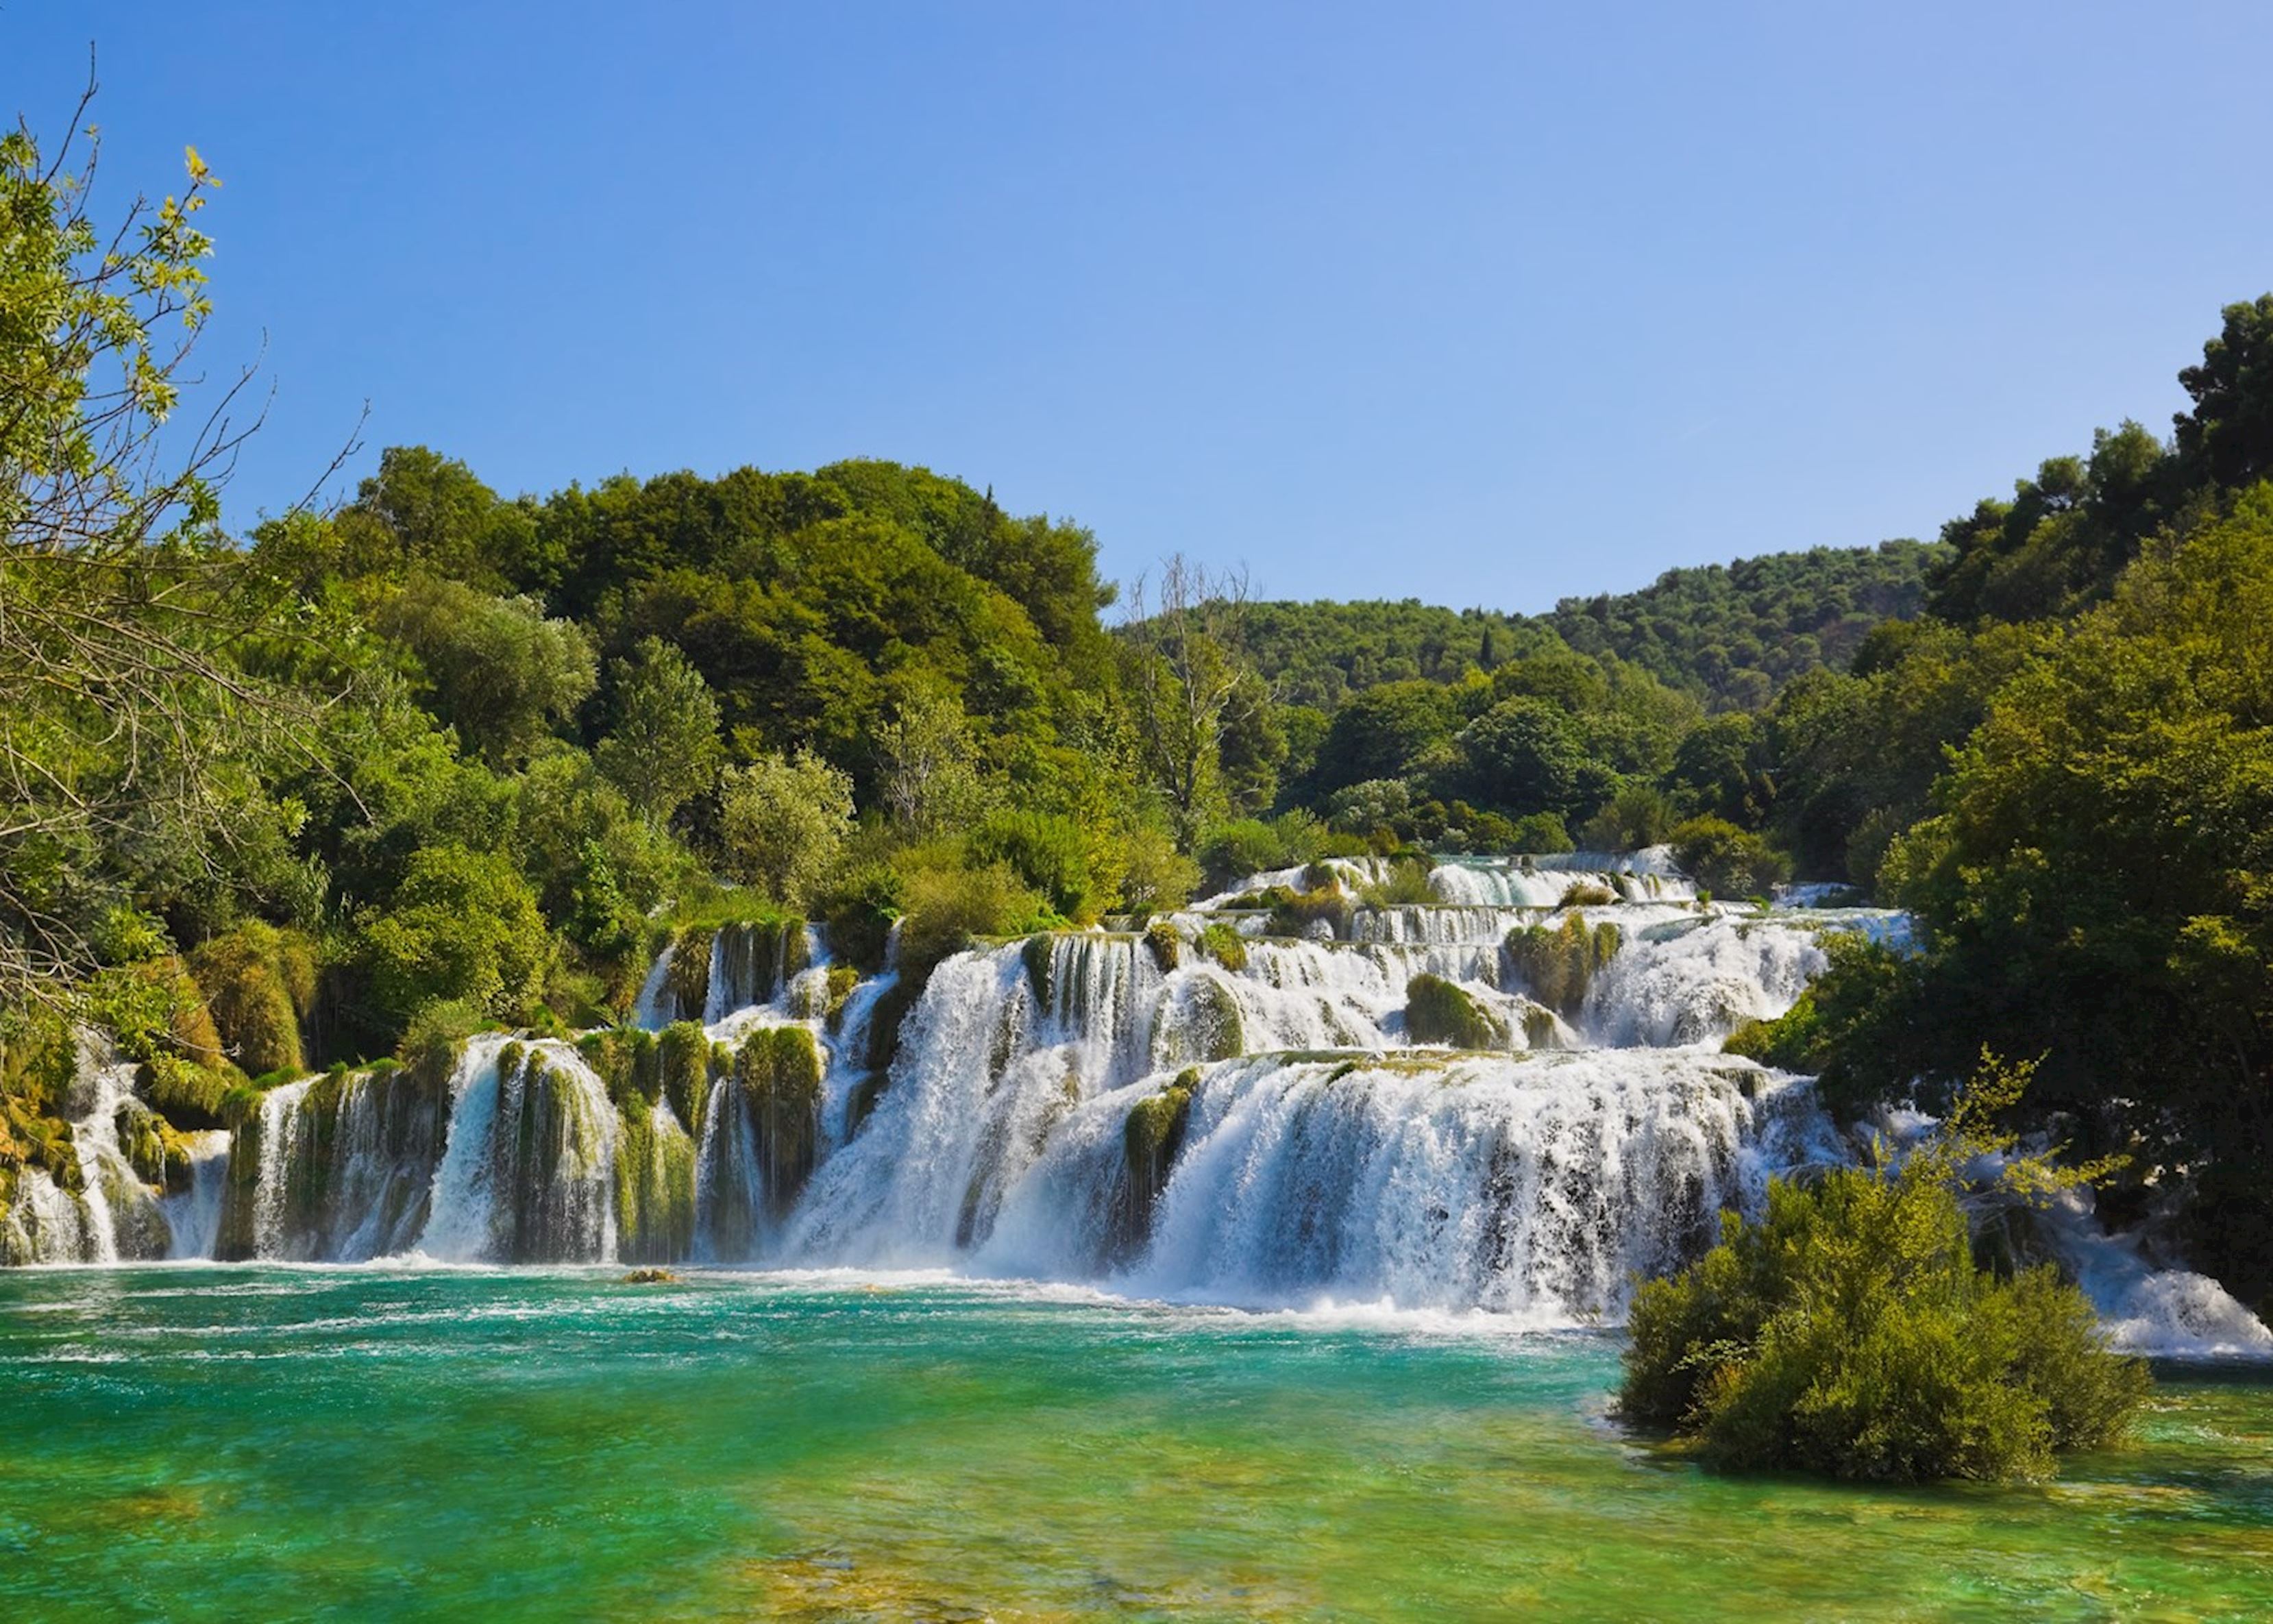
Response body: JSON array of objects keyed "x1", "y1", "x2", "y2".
[
  {"x1": 1404, "y1": 974, "x2": 1510, "y2": 1049},
  {"x1": 967, "y1": 809, "x2": 1096, "y2": 922},
  {"x1": 375, "y1": 574, "x2": 596, "y2": 766},
  {"x1": 1504, "y1": 914, "x2": 1621, "y2": 1016},
  {"x1": 0, "y1": 94, "x2": 309, "y2": 1007},
  {"x1": 1871, "y1": 487, "x2": 2273, "y2": 1306},
  {"x1": 593, "y1": 636, "x2": 723, "y2": 824},
  {"x1": 358, "y1": 844, "x2": 551, "y2": 1029},
  {"x1": 718, "y1": 751, "x2": 854, "y2": 910},
  {"x1": 893, "y1": 854, "x2": 1049, "y2": 977},
  {"x1": 188, "y1": 922, "x2": 312, "y2": 1078},
  {"x1": 1621, "y1": 1063, "x2": 2148, "y2": 1483},
  {"x1": 1670, "y1": 817, "x2": 1787, "y2": 899}
]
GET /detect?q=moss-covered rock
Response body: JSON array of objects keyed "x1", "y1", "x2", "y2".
[
  {"x1": 190, "y1": 922, "x2": 312, "y2": 1077},
  {"x1": 865, "y1": 974, "x2": 925, "y2": 1072},
  {"x1": 656, "y1": 1021, "x2": 712, "y2": 1136},
  {"x1": 1116, "y1": 1068, "x2": 1199, "y2": 1255},
  {"x1": 733, "y1": 1026, "x2": 824, "y2": 1220},
  {"x1": 1021, "y1": 933, "x2": 1057, "y2": 1012},
  {"x1": 139, "y1": 1054, "x2": 236, "y2": 1131},
  {"x1": 662, "y1": 925, "x2": 715, "y2": 1022},
  {"x1": 1153, "y1": 976, "x2": 1244, "y2": 1068},
  {"x1": 846, "y1": 1070, "x2": 890, "y2": 1137},
  {"x1": 824, "y1": 965, "x2": 861, "y2": 1029},
  {"x1": 614, "y1": 1099, "x2": 696, "y2": 1265},
  {"x1": 1196, "y1": 921, "x2": 1249, "y2": 973},
  {"x1": 1143, "y1": 920, "x2": 1181, "y2": 973},
  {"x1": 1504, "y1": 912, "x2": 1622, "y2": 1016},
  {"x1": 1405, "y1": 974, "x2": 1512, "y2": 1050}
]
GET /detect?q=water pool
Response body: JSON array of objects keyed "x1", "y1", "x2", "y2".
[{"x1": 3, "y1": 1266, "x2": 2268, "y2": 1619}]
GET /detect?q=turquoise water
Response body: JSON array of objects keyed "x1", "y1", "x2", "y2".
[{"x1": 3, "y1": 1267, "x2": 2270, "y2": 1620}]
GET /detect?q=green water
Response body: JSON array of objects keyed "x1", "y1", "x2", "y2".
[{"x1": 2, "y1": 1268, "x2": 2268, "y2": 1621}]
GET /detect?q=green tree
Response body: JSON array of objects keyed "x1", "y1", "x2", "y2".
[
  {"x1": 1120, "y1": 555, "x2": 1266, "y2": 844},
  {"x1": 376, "y1": 575, "x2": 598, "y2": 765},
  {"x1": 358, "y1": 844, "x2": 552, "y2": 1029},
  {"x1": 1881, "y1": 485, "x2": 2273, "y2": 1309},
  {"x1": 719, "y1": 751, "x2": 854, "y2": 909},
  {"x1": 0, "y1": 88, "x2": 306, "y2": 1008},
  {"x1": 2176, "y1": 294, "x2": 2273, "y2": 490},
  {"x1": 872, "y1": 688, "x2": 988, "y2": 834},
  {"x1": 594, "y1": 636, "x2": 723, "y2": 823}
]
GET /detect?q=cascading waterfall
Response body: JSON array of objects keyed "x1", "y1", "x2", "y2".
[
  {"x1": 2, "y1": 1055, "x2": 173, "y2": 1264},
  {"x1": 420, "y1": 1036, "x2": 619, "y2": 1263},
  {"x1": 13, "y1": 848, "x2": 2268, "y2": 1355}
]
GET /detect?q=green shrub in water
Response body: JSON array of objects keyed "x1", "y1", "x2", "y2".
[
  {"x1": 1405, "y1": 974, "x2": 1510, "y2": 1050},
  {"x1": 1504, "y1": 913, "x2": 1621, "y2": 1016},
  {"x1": 1619, "y1": 1055, "x2": 2149, "y2": 1484},
  {"x1": 1196, "y1": 922, "x2": 1249, "y2": 973}
]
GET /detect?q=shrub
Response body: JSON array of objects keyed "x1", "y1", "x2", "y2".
[
  {"x1": 1504, "y1": 913, "x2": 1621, "y2": 1016},
  {"x1": 1507, "y1": 812, "x2": 1575, "y2": 854},
  {"x1": 818, "y1": 861, "x2": 905, "y2": 974},
  {"x1": 1720, "y1": 933, "x2": 1921, "y2": 1120},
  {"x1": 1360, "y1": 859, "x2": 1438, "y2": 907},
  {"x1": 1194, "y1": 811, "x2": 1325, "y2": 892},
  {"x1": 1580, "y1": 783, "x2": 1676, "y2": 852},
  {"x1": 359, "y1": 843, "x2": 552, "y2": 1031},
  {"x1": 969, "y1": 809, "x2": 1098, "y2": 922},
  {"x1": 1405, "y1": 974, "x2": 1510, "y2": 1049},
  {"x1": 1670, "y1": 817, "x2": 1789, "y2": 899},
  {"x1": 1262, "y1": 883, "x2": 1351, "y2": 940},
  {"x1": 1114, "y1": 822, "x2": 1201, "y2": 916},
  {"x1": 1196, "y1": 921, "x2": 1249, "y2": 973},
  {"x1": 396, "y1": 998, "x2": 487, "y2": 1089},
  {"x1": 1619, "y1": 1062, "x2": 2149, "y2": 1484},
  {"x1": 896, "y1": 857, "x2": 1049, "y2": 976},
  {"x1": 719, "y1": 750, "x2": 855, "y2": 910},
  {"x1": 190, "y1": 922, "x2": 312, "y2": 1078}
]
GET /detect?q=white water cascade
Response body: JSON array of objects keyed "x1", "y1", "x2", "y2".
[{"x1": 8, "y1": 848, "x2": 2268, "y2": 1356}]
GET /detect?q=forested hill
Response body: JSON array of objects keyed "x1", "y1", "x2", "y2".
[
  {"x1": 1231, "y1": 539, "x2": 1945, "y2": 712},
  {"x1": 1541, "y1": 539, "x2": 1946, "y2": 708}
]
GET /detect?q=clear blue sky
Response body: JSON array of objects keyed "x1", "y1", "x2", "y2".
[{"x1": 9, "y1": 2, "x2": 2272, "y2": 611}]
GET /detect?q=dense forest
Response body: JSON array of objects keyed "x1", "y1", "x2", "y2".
[
  {"x1": 5, "y1": 95, "x2": 2273, "y2": 1318},
  {"x1": 1233, "y1": 537, "x2": 1944, "y2": 714}
]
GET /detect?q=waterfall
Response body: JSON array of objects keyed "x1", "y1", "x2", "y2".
[
  {"x1": 10, "y1": 844, "x2": 2266, "y2": 1358},
  {"x1": 1, "y1": 1058, "x2": 171, "y2": 1264},
  {"x1": 226, "y1": 1067, "x2": 452, "y2": 1262},
  {"x1": 159, "y1": 1132, "x2": 230, "y2": 1261},
  {"x1": 419, "y1": 1036, "x2": 618, "y2": 1263}
]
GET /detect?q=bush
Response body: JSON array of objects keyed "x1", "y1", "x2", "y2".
[
  {"x1": 818, "y1": 861, "x2": 905, "y2": 974},
  {"x1": 1359, "y1": 858, "x2": 1437, "y2": 907},
  {"x1": 1720, "y1": 933, "x2": 1922, "y2": 1120},
  {"x1": 1580, "y1": 783, "x2": 1676, "y2": 852},
  {"x1": 969, "y1": 809, "x2": 1098, "y2": 922},
  {"x1": 1196, "y1": 921, "x2": 1249, "y2": 972},
  {"x1": 1405, "y1": 974, "x2": 1510, "y2": 1049},
  {"x1": 1620, "y1": 1066, "x2": 2149, "y2": 1484},
  {"x1": 895, "y1": 857, "x2": 1050, "y2": 976},
  {"x1": 1194, "y1": 812, "x2": 1325, "y2": 891},
  {"x1": 358, "y1": 844, "x2": 553, "y2": 1031},
  {"x1": 190, "y1": 922, "x2": 313, "y2": 1078},
  {"x1": 1504, "y1": 913, "x2": 1621, "y2": 1016},
  {"x1": 1114, "y1": 821, "x2": 1201, "y2": 916},
  {"x1": 1507, "y1": 812, "x2": 1575, "y2": 854},
  {"x1": 719, "y1": 750, "x2": 855, "y2": 910},
  {"x1": 1670, "y1": 816, "x2": 1789, "y2": 898}
]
